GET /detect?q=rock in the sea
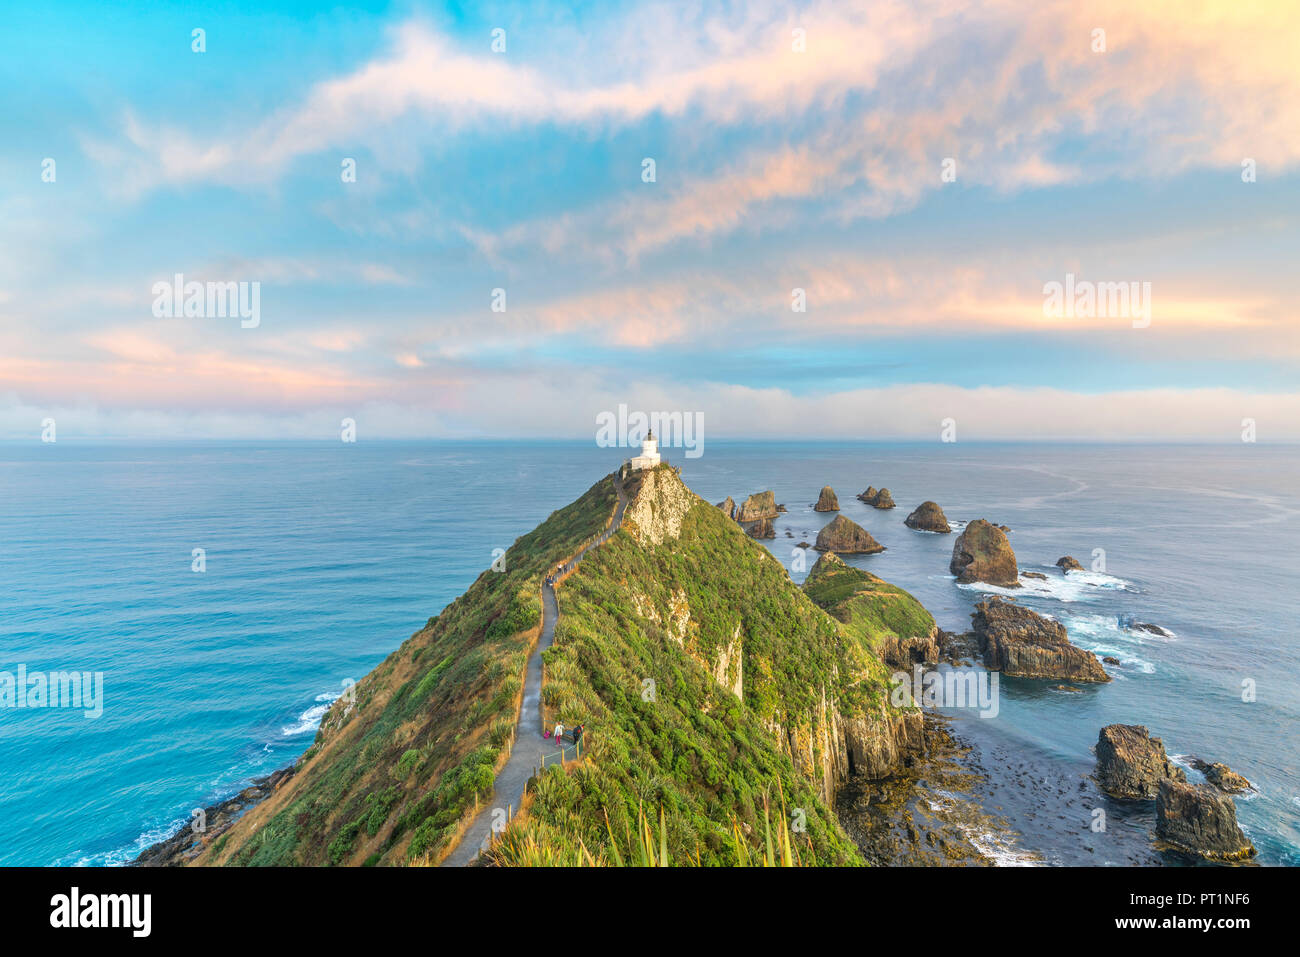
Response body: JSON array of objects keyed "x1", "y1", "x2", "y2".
[
  {"x1": 746, "y1": 517, "x2": 776, "y2": 539},
  {"x1": 1056, "y1": 556, "x2": 1084, "y2": 573},
  {"x1": 870, "y1": 488, "x2": 895, "y2": 509},
  {"x1": 1190, "y1": 759, "x2": 1253, "y2": 793},
  {"x1": 796, "y1": 541, "x2": 811, "y2": 549},
  {"x1": 857, "y1": 486, "x2": 878, "y2": 503},
  {"x1": 1021, "y1": 571, "x2": 1047, "y2": 580},
  {"x1": 1156, "y1": 778, "x2": 1255, "y2": 861},
  {"x1": 973, "y1": 598, "x2": 1109, "y2": 682},
  {"x1": 904, "y1": 501, "x2": 950, "y2": 533},
  {"x1": 1103, "y1": 656, "x2": 1120, "y2": 665},
  {"x1": 814, "y1": 514, "x2": 885, "y2": 554},
  {"x1": 814, "y1": 486, "x2": 840, "y2": 512},
  {"x1": 735, "y1": 490, "x2": 779, "y2": 522},
  {"x1": 717, "y1": 496, "x2": 736, "y2": 520},
  {"x1": 950, "y1": 519, "x2": 1019, "y2": 586},
  {"x1": 1095, "y1": 724, "x2": 1185, "y2": 799}
]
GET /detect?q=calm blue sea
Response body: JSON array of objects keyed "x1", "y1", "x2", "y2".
[{"x1": 0, "y1": 441, "x2": 1295, "y2": 866}]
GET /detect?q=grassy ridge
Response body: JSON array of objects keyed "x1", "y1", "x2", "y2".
[
  {"x1": 199, "y1": 476, "x2": 618, "y2": 866},
  {"x1": 803, "y1": 552, "x2": 935, "y2": 659}
]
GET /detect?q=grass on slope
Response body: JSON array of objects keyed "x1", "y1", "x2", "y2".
[
  {"x1": 200, "y1": 475, "x2": 618, "y2": 866},
  {"x1": 486, "y1": 489, "x2": 894, "y2": 866},
  {"x1": 802, "y1": 552, "x2": 935, "y2": 658}
]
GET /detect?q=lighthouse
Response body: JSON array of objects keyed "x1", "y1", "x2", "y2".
[{"x1": 630, "y1": 429, "x2": 661, "y2": 470}]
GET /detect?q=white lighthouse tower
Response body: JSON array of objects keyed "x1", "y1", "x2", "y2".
[{"x1": 630, "y1": 429, "x2": 661, "y2": 470}]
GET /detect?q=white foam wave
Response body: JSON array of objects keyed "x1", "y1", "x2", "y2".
[
  {"x1": 958, "y1": 568, "x2": 1134, "y2": 605},
  {"x1": 281, "y1": 690, "x2": 341, "y2": 736},
  {"x1": 1060, "y1": 613, "x2": 1159, "y2": 674}
]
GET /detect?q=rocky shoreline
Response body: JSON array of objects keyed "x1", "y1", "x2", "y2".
[
  {"x1": 835, "y1": 714, "x2": 1026, "y2": 866},
  {"x1": 133, "y1": 766, "x2": 295, "y2": 866}
]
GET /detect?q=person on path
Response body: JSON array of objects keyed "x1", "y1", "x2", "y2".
[{"x1": 553, "y1": 720, "x2": 565, "y2": 745}]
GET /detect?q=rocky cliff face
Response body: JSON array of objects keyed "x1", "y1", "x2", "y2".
[
  {"x1": 717, "y1": 496, "x2": 736, "y2": 520},
  {"x1": 814, "y1": 514, "x2": 885, "y2": 554},
  {"x1": 904, "y1": 501, "x2": 951, "y2": 533},
  {"x1": 814, "y1": 486, "x2": 840, "y2": 511},
  {"x1": 973, "y1": 598, "x2": 1109, "y2": 682},
  {"x1": 1156, "y1": 778, "x2": 1255, "y2": 861},
  {"x1": 1095, "y1": 724, "x2": 1184, "y2": 798},
  {"x1": 769, "y1": 697, "x2": 926, "y2": 802},
  {"x1": 734, "y1": 490, "x2": 779, "y2": 522},
  {"x1": 746, "y1": 517, "x2": 776, "y2": 538},
  {"x1": 623, "y1": 465, "x2": 696, "y2": 545},
  {"x1": 950, "y1": 519, "x2": 1018, "y2": 586}
]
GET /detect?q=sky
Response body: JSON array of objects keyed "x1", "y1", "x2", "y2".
[{"x1": 1, "y1": 0, "x2": 1297, "y2": 441}]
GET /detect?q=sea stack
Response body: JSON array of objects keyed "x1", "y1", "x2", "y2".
[
  {"x1": 950, "y1": 519, "x2": 1019, "y2": 586},
  {"x1": 814, "y1": 514, "x2": 885, "y2": 554},
  {"x1": 1095, "y1": 724, "x2": 1185, "y2": 799},
  {"x1": 735, "y1": 491, "x2": 779, "y2": 523},
  {"x1": 747, "y1": 517, "x2": 776, "y2": 539},
  {"x1": 1056, "y1": 556, "x2": 1084, "y2": 573},
  {"x1": 814, "y1": 486, "x2": 839, "y2": 512},
  {"x1": 870, "y1": 488, "x2": 895, "y2": 509},
  {"x1": 1156, "y1": 778, "x2": 1256, "y2": 861},
  {"x1": 717, "y1": 496, "x2": 736, "y2": 520},
  {"x1": 904, "y1": 501, "x2": 951, "y2": 533}
]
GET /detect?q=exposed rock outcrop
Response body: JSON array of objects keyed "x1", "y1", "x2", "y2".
[
  {"x1": 717, "y1": 496, "x2": 736, "y2": 520},
  {"x1": 1156, "y1": 778, "x2": 1255, "y2": 861},
  {"x1": 1056, "y1": 556, "x2": 1084, "y2": 573},
  {"x1": 1095, "y1": 724, "x2": 1185, "y2": 799},
  {"x1": 735, "y1": 490, "x2": 779, "y2": 522},
  {"x1": 746, "y1": 517, "x2": 776, "y2": 539},
  {"x1": 950, "y1": 519, "x2": 1019, "y2": 586},
  {"x1": 1190, "y1": 759, "x2": 1253, "y2": 793},
  {"x1": 814, "y1": 514, "x2": 885, "y2": 554},
  {"x1": 623, "y1": 465, "x2": 695, "y2": 545},
  {"x1": 904, "y1": 501, "x2": 950, "y2": 533},
  {"x1": 857, "y1": 486, "x2": 878, "y2": 503},
  {"x1": 973, "y1": 598, "x2": 1109, "y2": 682},
  {"x1": 814, "y1": 486, "x2": 840, "y2": 512}
]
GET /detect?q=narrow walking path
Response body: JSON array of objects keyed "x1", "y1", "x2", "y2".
[{"x1": 441, "y1": 471, "x2": 629, "y2": 866}]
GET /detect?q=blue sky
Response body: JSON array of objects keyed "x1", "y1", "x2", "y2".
[{"x1": 1, "y1": 0, "x2": 1297, "y2": 440}]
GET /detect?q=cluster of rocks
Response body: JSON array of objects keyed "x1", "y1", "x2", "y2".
[
  {"x1": 814, "y1": 514, "x2": 886, "y2": 554},
  {"x1": 971, "y1": 597, "x2": 1109, "y2": 682},
  {"x1": 857, "y1": 486, "x2": 895, "y2": 509},
  {"x1": 1094, "y1": 725, "x2": 1255, "y2": 861},
  {"x1": 719, "y1": 490, "x2": 790, "y2": 538},
  {"x1": 135, "y1": 766, "x2": 295, "y2": 866}
]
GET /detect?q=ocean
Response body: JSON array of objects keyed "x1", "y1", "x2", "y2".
[{"x1": 1, "y1": 440, "x2": 1295, "y2": 866}]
